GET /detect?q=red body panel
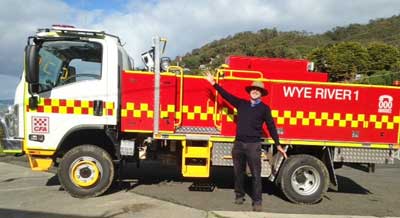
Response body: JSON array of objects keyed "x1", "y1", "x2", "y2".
[
  {"x1": 121, "y1": 73, "x2": 155, "y2": 131},
  {"x1": 121, "y1": 72, "x2": 217, "y2": 132},
  {"x1": 121, "y1": 56, "x2": 400, "y2": 146},
  {"x1": 177, "y1": 76, "x2": 217, "y2": 127},
  {"x1": 268, "y1": 82, "x2": 400, "y2": 144}
]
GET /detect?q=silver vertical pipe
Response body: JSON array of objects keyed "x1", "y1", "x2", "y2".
[{"x1": 153, "y1": 36, "x2": 161, "y2": 135}]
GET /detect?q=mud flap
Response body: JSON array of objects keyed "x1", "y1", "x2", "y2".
[
  {"x1": 322, "y1": 147, "x2": 338, "y2": 191},
  {"x1": 268, "y1": 145, "x2": 288, "y2": 182}
]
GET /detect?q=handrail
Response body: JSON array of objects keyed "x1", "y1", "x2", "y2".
[
  {"x1": 213, "y1": 71, "x2": 222, "y2": 130},
  {"x1": 212, "y1": 68, "x2": 264, "y2": 130},
  {"x1": 167, "y1": 66, "x2": 184, "y2": 127},
  {"x1": 166, "y1": 67, "x2": 263, "y2": 130},
  {"x1": 219, "y1": 68, "x2": 264, "y2": 79}
]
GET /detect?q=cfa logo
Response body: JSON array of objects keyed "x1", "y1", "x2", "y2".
[
  {"x1": 378, "y1": 95, "x2": 393, "y2": 114},
  {"x1": 32, "y1": 116, "x2": 49, "y2": 133}
]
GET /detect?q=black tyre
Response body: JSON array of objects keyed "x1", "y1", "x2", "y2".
[
  {"x1": 279, "y1": 154, "x2": 329, "y2": 204},
  {"x1": 58, "y1": 145, "x2": 114, "y2": 198}
]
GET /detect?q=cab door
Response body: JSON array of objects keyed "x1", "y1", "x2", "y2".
[{"x1": 25, "y1": 39, "x2": 115, "y2": 152}]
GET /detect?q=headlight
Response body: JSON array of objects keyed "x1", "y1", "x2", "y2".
[{"x1": 160, "y1": 57, "x2": 171, "y2": 72}]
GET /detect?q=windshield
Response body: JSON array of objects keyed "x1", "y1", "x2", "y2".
[{"x1": 38, "y1": 40, "x2": 102, "y2": 92}]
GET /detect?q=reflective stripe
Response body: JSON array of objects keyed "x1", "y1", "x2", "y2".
[
  {"x1": 271, "y1": 110, "x2": 400, "y2": 129},
  {"x1": 121, "y1": 102, "x2": 236, "y2": 122},
  {"x1": 121, "y1": 102, "x2": 399, "y2": 130},
  {"x1": 26, "y1": 98, "x2": 114, "y2": 116},
  {"x1": 264, "y1": 138, "x2": 399, "y2": 149}
]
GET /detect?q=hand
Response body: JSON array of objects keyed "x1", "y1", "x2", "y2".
[
  {"x1": 204, "y1": 71, "x2": 216, "y2": 85},
  {"x1": 276, "y1": 145, "x2": 287, "y2": 159}
]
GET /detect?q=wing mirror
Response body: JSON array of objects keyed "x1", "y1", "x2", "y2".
[
  {"x1": 25, "y1": 44, "x2": 39, "y2": 85},
  {"x1": 25, "y1": 44, "x2": 40, "y2": 108}
]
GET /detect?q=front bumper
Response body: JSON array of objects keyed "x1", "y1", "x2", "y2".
[
  {"x1": 1, "y1": 138, "x2": 23, "y2": 153},
  {"x1": 0, "y1": 105, "x2": 23, "y2": 154}
]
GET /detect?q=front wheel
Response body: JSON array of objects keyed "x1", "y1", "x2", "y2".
[
  {"x1": 58, "y1": 145, "x2": 114, "y2": 198},
  {"x1": 279, "y1": 154, "x2": 329, "y2": 204}
]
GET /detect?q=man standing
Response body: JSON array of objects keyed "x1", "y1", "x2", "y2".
[{"x1": 205, "y1": 72, "x2": 287, "y2": 212}]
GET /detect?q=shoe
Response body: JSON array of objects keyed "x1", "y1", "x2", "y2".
[
  {"x1": 252, "y1": 204, "x2": 262, "y2": 212},
  {"x1": 234, "y1": 197, "x2": 245, "y2": 205}
]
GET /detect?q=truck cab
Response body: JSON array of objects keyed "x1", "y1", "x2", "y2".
[{"x1": 1, "y1": 25, "x2": 132, "y2": 168}]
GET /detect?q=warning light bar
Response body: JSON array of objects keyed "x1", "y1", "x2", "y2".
[{"x1": 52, "y1": 24, "x2": 76, "y2": 28}]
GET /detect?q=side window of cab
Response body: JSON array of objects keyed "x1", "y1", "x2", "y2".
[{"x1": 38, "y1": 40, "x2": 102, "y2": 92}]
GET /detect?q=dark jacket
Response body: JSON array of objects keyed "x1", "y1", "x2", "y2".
[{"x1": 213, "y1": 83, "x2": 280, "y2": 145}]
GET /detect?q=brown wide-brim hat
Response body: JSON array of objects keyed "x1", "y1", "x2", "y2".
[{"x1": 245, "y1": 81, "x2": 268, "y2": 96}]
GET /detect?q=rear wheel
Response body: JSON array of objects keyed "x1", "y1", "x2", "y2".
[
  {"x1": 279, "y1": 154, "x2": 329, "y2": 204},
  {"x1": 58, "y1": 145, "x2": 114, "y2": 198}
]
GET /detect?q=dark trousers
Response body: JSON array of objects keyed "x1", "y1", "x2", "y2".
[{"x1": 232, "y1": 141, "x2": 262, "y2": 205}]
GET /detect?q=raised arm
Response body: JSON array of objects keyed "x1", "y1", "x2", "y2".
[{"x1": 205, "y1": 72, "x2": 241, "y2": 108}]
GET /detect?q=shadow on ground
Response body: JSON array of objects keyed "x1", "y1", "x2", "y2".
[
  {"x1": 46, "y1": 161, "x2": 371, "y2": 203},
  {"x1": 113, "y1": 163, "x2": 227, "y2": 189},
  {"x1": 332, "y1": 175, "x2": 372, "y2": 194},
  {"x1": 344, "y1": 163, "x2": 375, "y2": 173}
]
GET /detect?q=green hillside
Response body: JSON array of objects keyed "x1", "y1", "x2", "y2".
[{"x1": 179, "y1": 15, "x2": 400, "y2": 84}]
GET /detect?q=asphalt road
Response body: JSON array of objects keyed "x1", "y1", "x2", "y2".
[{"x1": 1, "y1": 155, "x2": 400, "y2": 217}]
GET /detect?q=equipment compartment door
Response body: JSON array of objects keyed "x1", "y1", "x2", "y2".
[
  {"x1": 268, "y1": 81, "x2": 400, "y2": 144},
  {"x1": 159, "y1": 75, "x2": 177, "y2": 132}
]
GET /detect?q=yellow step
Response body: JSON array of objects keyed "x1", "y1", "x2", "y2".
[
  {"x1": 184, "y1": 146, "x2": 209, "y2": 158},
  {"x1": 182, "y1": 165, "x2": 210, "y2": 177}
]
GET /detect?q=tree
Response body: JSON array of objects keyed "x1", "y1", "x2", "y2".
[
  {"x1": 183, "y1": 56, "x2": 201, "y2": 69},
  {"x1": 391, "y1": 60, "x2": 400, "y2": 72},
  {"x1": 178, "y1": 15, "x2": 400, "y2": 74},
  {"x1": 325, "y1": 42, "x2": 370, "y2": 81},
  {"x1": 308, "y1": 47, "x2": 330, "y2": 73},
  {"x1": 365, "y1": 70, "x2": 398, "y2": 85},
  {"x1": 367, "y1": 43, "x2": 400, "y2": 72}
]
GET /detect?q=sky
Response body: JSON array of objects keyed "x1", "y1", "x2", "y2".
[{"x1": 0, "y1": 0, "x2": 400, "y2": 100}]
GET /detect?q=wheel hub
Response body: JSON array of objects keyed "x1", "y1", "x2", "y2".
[
  {"x1": 79, "y1": 167, "x2": 92, "y2": 178},
  {"x1": 69, "y1": 157, "x2": 103, "y2": 188},
  {"x1": 291, "y1": 165, "x2": 320, "y2": 196}
]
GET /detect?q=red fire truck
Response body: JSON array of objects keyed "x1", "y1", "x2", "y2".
[{"x1": 1, "y1": 26, "x2": 399, "y2": 204}]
